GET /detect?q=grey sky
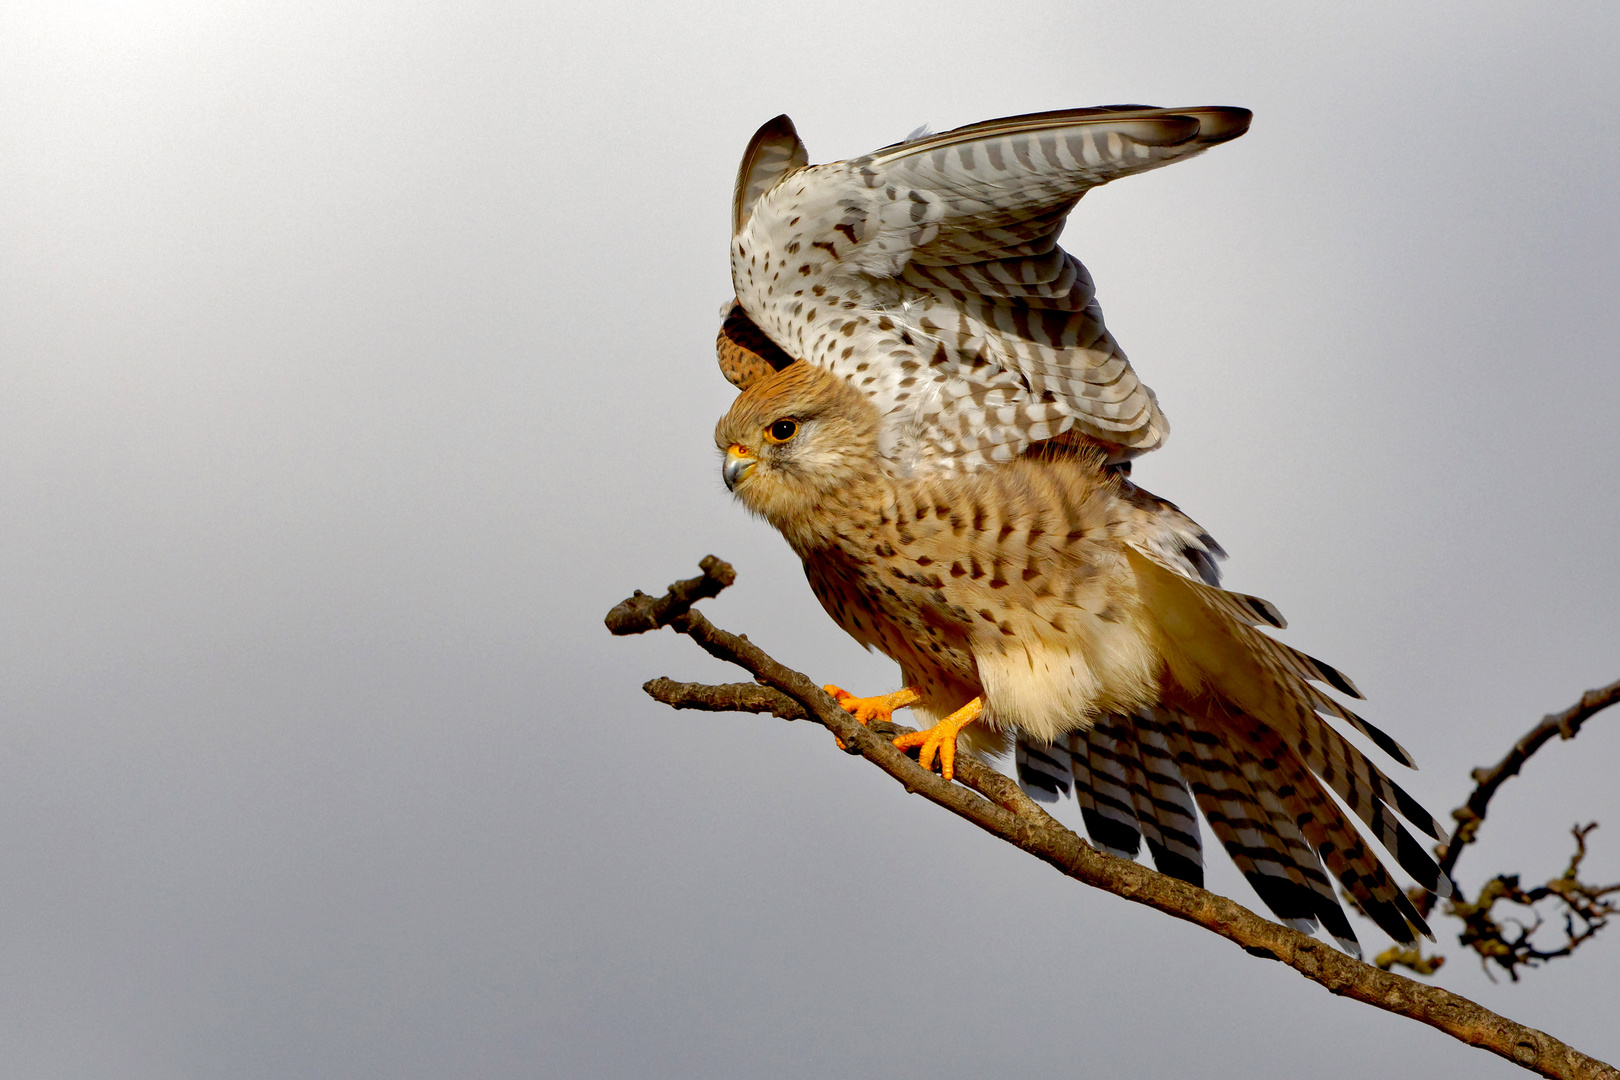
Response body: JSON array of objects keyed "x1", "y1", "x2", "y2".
[{"x1": 1, "y1": 1, "x2": 1616, "y2": 1077}]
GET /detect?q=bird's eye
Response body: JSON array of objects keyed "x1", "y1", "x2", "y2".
[{"x1": 766, "y1": 418, "x2": 798, "y2": 443}]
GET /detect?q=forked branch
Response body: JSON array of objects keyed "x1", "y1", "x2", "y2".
[
  {"x1": 607, "y1": 557, "x2": 1619, "y2": 1080},
  {"x1": 1433, "y1": 678, "x2": 1620, "y2": 897},
  {"x1": 1447, "y1": 824, "x2": 1620, "y2": 982},
  {"x1": 1378, "y1": 678, "x2": 1620, "y2": 980}
]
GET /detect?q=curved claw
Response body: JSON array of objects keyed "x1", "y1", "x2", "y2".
[{"x1": 890, "y1": 698, "x2": 983, "y2": 782}]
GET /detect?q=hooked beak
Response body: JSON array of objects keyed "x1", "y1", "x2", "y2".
[{"x1": 722, "y1": 444, "x2": 756, "y2": 492}]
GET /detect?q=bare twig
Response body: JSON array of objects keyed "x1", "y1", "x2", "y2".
[
  {"x1": 643, "y1": 678, "x2": 808, "y2": 721},
  {"x1": 1373, "y1": 943, "x2": 1445, "y2": 976},
  {"x1": 1427, "y1": 678, "x2": 1620, "y2": 905},
  {"x1": 604, "y1": 554, "x2": 736, "y2": 636},
  {"x1": 610, "y1": 557, "x2": 1620, "y2": 1080},
  {"x1": 1377, "y1": 679, "x2": 1620, "y2": 979},
  {"x1": 1445, "y1": 824, "x2": 1620, "y2": 982}
]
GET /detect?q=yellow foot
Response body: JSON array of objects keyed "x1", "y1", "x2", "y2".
[
  {"x1": 824, "y1": 685, "x2": 921, "y2": 725},
  {"x1": 891, "y1": 698, "x2": 983, "y2": 782},
  {"x1": 824, "y1": 685, "x2": 921, "y2": 749}
]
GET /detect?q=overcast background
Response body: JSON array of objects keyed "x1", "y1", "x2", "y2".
[{"x1": 1, "y1": 2, "x2": 1616, "y2": 1077}]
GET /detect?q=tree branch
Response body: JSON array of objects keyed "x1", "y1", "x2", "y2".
[
  {"x1": 1439, "y1": 824, "x2": 1620, "y2": 983},
  {"x1": 609, "y1": 557, "x2": 1620, "y2": 1080},
  {"x1": 1376, "y1": 678, "x2": 1620, "y2": 980},
  {"x1": 604, "y1": 554, "x2": 736, "y2": 635},
  {"x1": 1429, "y1": 678, "x2": 1620, "y2": 900},
  {"x1": 643, "y1": 677, "x2": 808, "y2": 721}
]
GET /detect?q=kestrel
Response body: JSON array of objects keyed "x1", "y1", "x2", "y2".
[
  {"x1": 709, "y1": 107, "x2": 1452, "y2": 953},
  {"x1": 715, "y1": 360, "x2": 1450, "y2": 954}
]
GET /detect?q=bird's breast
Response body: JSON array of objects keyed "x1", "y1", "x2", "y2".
[
  {"x1": 799, "y1": 537, "x2": 979, "y2": 689},
  {"x1": 791, "y1": 461, "x2": 1168, "y2": 743}
]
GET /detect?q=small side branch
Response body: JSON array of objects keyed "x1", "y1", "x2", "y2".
[
  {"x1": 605, "y1": 554, "x2": 737, "y2": 636},
  {"x1": 1433, "y1": 679, "x2": 1620, "y2": 894},
  {"x1": 643, "y1": 678, "x2": 808, "y2": 721},
  {"x1": 1380, "y1": 679, "x2": 1620, "y2": 979},
  {"x1": 1448, "y1": 824, "x2": 1620, "y2": 983},
  {"x1": 610, "y1": 558, "x2": 1620, "y2": 1080}
]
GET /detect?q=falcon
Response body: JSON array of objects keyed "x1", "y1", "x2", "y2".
[
  {"x1": 712, "y1": 108, "x2": 1451, "y2": 955},
  {"x1": 715, "y1": 360, "x2": 1449, "y2": 955}
]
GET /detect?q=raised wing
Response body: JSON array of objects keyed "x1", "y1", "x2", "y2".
[
  {"x1": 730, "y1": 106, "x2": 1251, "y2": 473},
  {"x1": 858, "y1": 105, "x2": 1248, "y2": 272}
]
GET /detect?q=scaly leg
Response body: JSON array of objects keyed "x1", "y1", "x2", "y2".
[{"x1": 891, "y1": 697, "x2": 983, "y2": 782}]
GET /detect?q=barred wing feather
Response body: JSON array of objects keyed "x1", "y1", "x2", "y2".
[{"x1": 730, "y1": 106, "x2": 1251, "y2": 473}]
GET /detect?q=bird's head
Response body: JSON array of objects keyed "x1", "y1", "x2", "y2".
[{"x1": 714, "y1": 361, "x2": 881, "y2": 530}]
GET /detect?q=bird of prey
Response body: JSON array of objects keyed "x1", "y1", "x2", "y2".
[{"x1": 712, "y1": 108, "x2": 1450, "y2": 954}]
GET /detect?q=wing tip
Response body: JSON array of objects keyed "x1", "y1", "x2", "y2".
[
  {"x1": 1242, "y1": 593, "x2": 1287, "y2": 629},
  {"x1": 1188, "y1": 106, "x2": 1253, "y2": 145},
  {"x1": 733, "y1": 114, "x2": 808, "y2": 234},
  {"x1": 754, "y1": 113, "x2": 798, "y2": 142},
  {"x1": 1332, "y1": 705, "x2": 1418, "y2": 768},
  {"x1": 1304, "y1": 653, "x2": 1364, "y2": 699},
  {"x1": 1433, "y1": 872, "x2": 1455, "y2": 901}
]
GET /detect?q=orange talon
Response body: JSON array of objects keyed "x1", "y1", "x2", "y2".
[
  {"x1": 824, "y1": 685, "x2": 921, "y2": 749},
  {"x1": 891, "y1": 697, "x2": 983, "y2": 782},
  {"x1": 824, "y1": 685, "x2": 921, "y2": 724}
]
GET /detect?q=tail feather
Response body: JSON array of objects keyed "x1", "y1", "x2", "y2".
[
  {"x1": 1226, "y1": 710, "x2": 1435, "y2": 945},
  {"x1": 1116, "y1": 539, "x2": 1449, "y2": 947},
  {"x1": 1122, "y1": 711, "x2": 1205, "y2": 886},
  {"x1": 1068, "y1": 718, "x2": 1146, "y2": 860},
  {"x1": 1014, "y1": 738, "x2": 1072, "y2": 803},
  {"x1": 1014, "y1": 712, "x2": 1204, "y2": 886},
  {"x1": 1006, "y1": 498, "x2": 1449, "y2": 951},
  {"x1": 1158, "y1": 711, "x2": 1357, "y2": 949},
  {"x1": 1072, "y1": 713, "x2": 1206, "y2": 882},
  {"x1": 1015, "y1": 699, "x2": 1439, "y2": 950},
  {"x1": 1125, "y1": 547, "x2": 1445, "y2": 842}
]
